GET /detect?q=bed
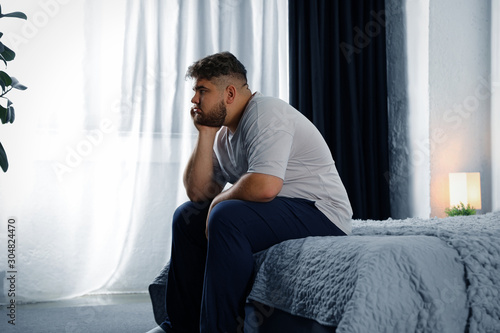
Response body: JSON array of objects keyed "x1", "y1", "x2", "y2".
[{"x1": 149, "y1": 211, "x2": 500, "y2": 332}]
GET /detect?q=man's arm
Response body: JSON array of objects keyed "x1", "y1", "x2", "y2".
[
  {"x1": 183, "y1": 125, "x2": 223, "y2": 202},
  {"x1": 205, "y1": 172, "x2": 283, "y2": 237},
  {"x1": 211, "y1": 173, "x2": 283, "y2": 205}
]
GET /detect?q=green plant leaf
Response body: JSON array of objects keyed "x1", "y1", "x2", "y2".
[
  {"x1": 8, "y1": 105, "x2": 14, "y2": 123},
  {"x1": 0, "y1": 54, "x2": 6, "y2": 67},
  {"x1": 0, "y1": 4, "x2": 27, "y2": 20},
  {"x1": 0, "y1": 32, "x2": 3, "y2": 38},
  {"x1": 0, "y1": 71, "x2": 12, "y2": 87},
  {"x1": 0, "y1": 45, "x2": 15, "y2": 62},
  {"x1": 0, "y1": 41, "x2": 4, "y2": 53},
  {"x1": 10, "y1": 77, "x2": 27, "y2": 90},
  {"x1": 5, "y1": 105, "x2": 11, "y2": 123},
  {"x1": 0, "y1": 104, "x2": 7, "y2": 124},
  {"x1": 0, "y1": 78, "x2": 5, "y2": 93},
  {"x1": 0, "y1": 142, "x2": 8, "y2": 172},
  {"x1": 1, "y1": 12, "x2": 27, "y2": 20},
  {"x1": 445, "y1": 202, "x2": 477, "y2": 216}
]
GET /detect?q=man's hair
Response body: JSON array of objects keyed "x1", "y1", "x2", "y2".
[{"x1": 186, "y1": 51, "x2": 247, "y2": 87}]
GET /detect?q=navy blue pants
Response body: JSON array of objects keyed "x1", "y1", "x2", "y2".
[{"x1": 160, "y1": 197, "x2": 346, "y2": 333}]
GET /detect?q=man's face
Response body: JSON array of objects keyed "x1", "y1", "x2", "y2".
[{"x1": 191, "y1": 79, "x2": 227, "y2": 128}]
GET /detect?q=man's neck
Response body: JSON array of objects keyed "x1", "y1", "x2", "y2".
[{"x1": 227, "y1": 91, "x2": 256, "y2": 133}]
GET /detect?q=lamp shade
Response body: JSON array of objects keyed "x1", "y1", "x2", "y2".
[{"x1": 449, "y1": 172, "x2": 482, "y2": 209}]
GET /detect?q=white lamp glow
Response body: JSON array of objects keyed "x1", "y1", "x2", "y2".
[{"x1": 449, "y1": 172, "x2": 482, "y2": 209}]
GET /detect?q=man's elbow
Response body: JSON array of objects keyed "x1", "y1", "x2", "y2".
[
  {"x1": 257, "y1": 178, "x2": 283, "y2": 202},
  {"x1": 186, "y1": 190, "x2": 206, "y2": 202},
  {"x1": 185, "y1": 183, "x2": 221, "y2": 202}
]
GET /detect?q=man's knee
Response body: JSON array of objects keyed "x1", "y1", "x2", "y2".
[
  {"x1": 172, "y1": 201, "x2": 210, "y2": 231},
  {"x1": 207, "y1": 200, "x2": 244, "y2": 235}
]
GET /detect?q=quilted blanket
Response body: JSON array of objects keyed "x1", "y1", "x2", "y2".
[{"x1": 247, "y1": 211, "x2": 500, "y2": 333}]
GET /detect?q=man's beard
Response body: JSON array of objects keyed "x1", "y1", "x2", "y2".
[{"x1": 196, "y1": 100, "x2": 227, "y2": 127}]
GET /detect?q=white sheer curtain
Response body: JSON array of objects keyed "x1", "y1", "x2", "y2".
[{"x1": 0, "y1": 0, "x2": 288, "y2": 303}]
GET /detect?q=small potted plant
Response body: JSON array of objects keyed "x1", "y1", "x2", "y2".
[
  {"x1": 445, "y1": 202, "x2": 477, "y2": 217},
  {"x1": 0, "y1": 4, "x2": 28, "y2": 172}
]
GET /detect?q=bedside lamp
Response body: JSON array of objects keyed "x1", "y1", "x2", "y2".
[{"x1": 449, "y1": 172, "x2": 482, "y2": 209}]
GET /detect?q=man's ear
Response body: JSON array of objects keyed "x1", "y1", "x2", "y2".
[{"x1": 225, "y1": 85, "x2": 236, "y2": 104}]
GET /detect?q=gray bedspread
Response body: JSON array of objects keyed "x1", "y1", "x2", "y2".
[{"x1": 247, "y1": 212, "x2": 500, "y2": 332}]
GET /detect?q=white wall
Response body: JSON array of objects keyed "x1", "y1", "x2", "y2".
[
  {"x1": 387, "y1": 0, "x2": 494, "y2": 217},
  {"x1": 492, "y1": 0, "x2": 500, "y2": 212},
  {"x1": 429, "y1": 0, "x2": 492, "y2": 217}
]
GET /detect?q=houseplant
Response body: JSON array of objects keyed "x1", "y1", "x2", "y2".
[
  {"x1": 0, "y1": 4, "x2": 27, "y2": 172},
  {"x1": 445, "y1": 202, "x2": 477, "y2": 217}
]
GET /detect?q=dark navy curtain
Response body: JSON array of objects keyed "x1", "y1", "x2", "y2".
[{"x1": 289, "y1": 0, "x2": 391, "y2": 220}]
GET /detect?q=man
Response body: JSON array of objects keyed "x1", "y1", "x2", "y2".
[{"x1": 148, "y1": 51, "x2": 352, "y2": 333}]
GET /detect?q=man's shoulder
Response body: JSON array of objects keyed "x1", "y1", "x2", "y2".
[
  {"x1": 249, "y1": 93, "x2": 286, "y2": 108},
  {"x1": 246, "y1": 94, "x2": 297, "y2": 120},
  {"x1": 238, "y1": 97, "x2": 299, "y2": 139}
]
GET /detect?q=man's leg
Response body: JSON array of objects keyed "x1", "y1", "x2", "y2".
[
  {"x1": 160, "y1": 201, "x2": 210, "y2": 333},
  {"x1": 200, "y1": 197, "x2": 345, "y2": 332}
]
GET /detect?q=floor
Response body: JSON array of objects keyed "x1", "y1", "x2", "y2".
[{"x1": 0, "y1": 293, "x2": 157, "y2": 333}]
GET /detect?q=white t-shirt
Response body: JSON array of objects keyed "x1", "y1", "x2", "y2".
[{"x1": 212, "y1": 93, "x2": 353, "y2": 234}]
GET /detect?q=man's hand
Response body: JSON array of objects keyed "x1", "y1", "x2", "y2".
[
  {"x1": 190, "y1": 106, "x2": 222, "y2": 133},
  {"x1": 183, "y1": 107, "x2": 223, "y2": 202}
]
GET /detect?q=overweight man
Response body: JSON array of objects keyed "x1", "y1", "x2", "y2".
[{"x1": 147, "y1": 51, "x2": 352, "y2": 333}]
